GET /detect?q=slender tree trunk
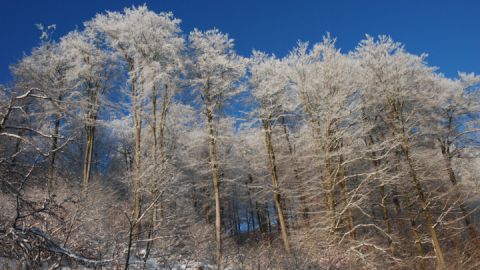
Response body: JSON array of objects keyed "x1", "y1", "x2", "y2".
[
  {"x1": 409, "y1": 211, "x2": 425, "y2": 270},
  {"x1": 82, "y1": 126, "x2": 95, "y2": 194},
  {"x1": 0, "y1": 97, "x2": 14, "y2": 132},
  {"x1": 159, "y1": 85, "x2": 169, "y2": 159},
  {"x1": 48, "y1": 95, "x2": 62, "y2": 196},
  {"x1": 145, "y1": 85, "x2": 170, "y2": 257},
  {"x1": 151, "y1": 85, "x2": 158, "y2": 161},
  {"x1": 389, "y1": 100, "x2": 444, "y2": 267},
  {"x1": 12, "y1": 132, "x2": 22, "y2": 166},
  {"x1": 133, "y1": 89, "x2": 142, "y2": 221},
  {"x1": 143, "y1": 85, "x2": 159, "y2": 270},
  {"x1": 124, "y1": 220, "x2": 135, "y2": 270},
  {"x1": 12, "y1": 107, "x2": 28, "y2": 167},
  {"x1": 443, "y1": 151, "x2": 457, "y2": 186},
  {"x1": 82, "y1": 84, "x2": 99, "y2": 195},
  {"x1": 441, "y1": 146, "x2": 478, "y2": 239},
  {"x1": 246, "y1": 175, "x2": 256, "y2": 233},
  {"x1": 403, "y1": 144, "x2": 445, "y2": 268},
  {"x1": 143, "y1": 205, "x2": 156, "y2": 270},
  {"x1": 128, "y1": 61, "x2": 143, "y2": 222},
  {"x1": 262, "y1": 119, "x2": 291, "y2": 252},
  {"x1": 334, "y1": 153, "x2": 355, "y2": 240},
  {"x1": 367, "y1": 135, "x2": 394, "y2": 253},
  {"x1": 339, "y1": 176, "x2": 355, "y2": 240},
  {"x1": 280, "y1": 116, "x2": 309, "y2": 222},
  {"x1": 266, "y1": 202, "x2": 272, "y2": 233},
  {"x1": 233, "y1": 199, "x2": 241, "y2": 240},
  {"x1": 156, "y1": 86, "x2": 170, "y2": 232},
  {"x1": 325, "y1": 153, "x2": 337, "y2": 233},
  {"x1": 299, "y1": 91, "x2": 330, "y2": 217},
  {"x1": 204, "y1": 88, "x2": 223, "y2": 269},
  {"x1": 379, "y1": 184, "x2": 394, "y2": 253},
  {"x1": 391, "y1": 188, "x2": 403, "y2": 231},
  {"x1": 256, "y1": 202, "x2": 268, "y2": 233},
  {"x1": 325, "y1": 121, "x2": 343, "y2": 235},
  {"x1": 405, "y1": 195, "x2": 425, "y2": 270}
]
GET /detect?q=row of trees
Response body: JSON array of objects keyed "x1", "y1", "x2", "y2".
[{"x1": 1, "y1": 5, "x2": 479, "y2": 269}]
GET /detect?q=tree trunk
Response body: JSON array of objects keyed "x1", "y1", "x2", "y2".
[
  {"x1": 256, "y1": 202, "x2": 268, "y2": 233},
  {"x1": 144, "y1": 85, "x2": 159, "y2": 270},
  {"x1": 441, "y1": 146, "x2": 478, "y2": 239},
  {"x1": 325, "y1": 153, "x2": 337, "y2": 234},
  {"x1": 266, "y1": 202, "x2": 272, "y2": 233},
  {"x1": 335, "y1": 153, "x2": 355, "y2": 240},
  {"x1": 246, "y1": 175, "x2": 256, "y2": 233},
  {"x1": 159, "y1": 85, "x2": 169, "y2": 160},
  {"x1": 367, "y1": 135, "x2": 394, "y2": 251},
  {"x1": 82, "y1": 83, "x2": 99, "y2": 195},
  {"x1": 407, "y1": 206, "x2": 425, "y2": 270},
  {"x1": 389, "y1": 99, "x2": 444, "y2": 267},
  {"x1": 339, "y1": 176, "x2": 356, "y2": 240},
  {"x1": 82, "y1": 126, "x2": 95, "y2": 195},
  {"x1": 151, "y1": 85, "x2": 158, "y2": 161},
  {"x1": 145, "y1": 85, "x2": 170, "y2": 257},
  {"x1": 324, "y1": 122, "x2": 340, "y2": 234},
  {"x1": 280, "y1": 116, "x2": 309, "y2": 222},
  {"x1": 403, "y1": 144, "x2": 445, "y2": 268},
  {"x1": 129, "y1": 63, "x2": 142, "y2": 222},
  {"x1": 12, "y1": 106, "x2": 28, "y2": 167},
  {"x1": 379, "y1": 184, "x2": 393, "y2": 253},
  {"x1": 204, "y1": 89, "x2": 223, "y2": 269},
  {"x1": 48, "y1": 95, "x2": 62, "y2": 196},
  {"x1": 262, "y1": 119, "x2": 291, "y2": 252}
]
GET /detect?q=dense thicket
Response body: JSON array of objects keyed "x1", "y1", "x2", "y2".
[{"x1": 1, "y1": 5, "x2": 479, "y2": 270}]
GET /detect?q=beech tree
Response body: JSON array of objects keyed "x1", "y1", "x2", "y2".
[
  {"x1": 11, "y1": 29, "x2": 71, "y2": 196},
  {"x1": 287, "y1": 36, "x2": 359, "y2": 236},
  {"x1": 187, "y1": 28, "x2": 246, "y2": 268},
  {"x1": 430, "y1": 73, "x2": 480, "y2": 238},
  {"x1": 60, "y1": 29, "x2": 115, "y2": 194},
  {"x1": 250, "y1": 51, "x2": 293, "y2": 252},
  {"x1": 87, "y1": 5, "x2": 183, "y2": 221},
  {"x1": 354, "y1": 35, "x2": 446, "y2": 267}
]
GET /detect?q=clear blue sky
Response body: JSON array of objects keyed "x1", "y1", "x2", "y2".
[{"x1": 0, "y1": 0, "x2": 478, "y2": 84}]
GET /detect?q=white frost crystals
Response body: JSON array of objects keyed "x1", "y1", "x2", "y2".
[{"x1": 1, "y1": 4, "x2": 480, "y2": 270}]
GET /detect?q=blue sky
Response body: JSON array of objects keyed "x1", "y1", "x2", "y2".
[{"x1": 0, "y1": 0, "x2": 478, "y2": 84}]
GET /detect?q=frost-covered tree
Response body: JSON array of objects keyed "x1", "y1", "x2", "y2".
[
  {"x1": 11, "y1": 29, "x2": 71, "y2": 195},
  {"x1": 60, "y1": 29, "x2": 115, "y2": 194},
  {"x1": 429, "y1": 73, "x2": 480, "y2": 238},
  {"x1": 354, "y1": 35, "x2": 446, "y2": 267},
  {"x1": 287, "y1": 36, "x2": 359, "y2": 236},
  {"x1": 87, "y1": 5, "x2": 184, "y2": 221},
  {"x1": 187, "y1": 28, "x2": 246, "y2": 267},
  {"x1": 249, "y1": 51, "x2": 294, "y2": 252}
]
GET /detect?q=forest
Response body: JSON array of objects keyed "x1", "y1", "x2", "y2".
[{"x1": 0, "y1": 5, "x2": 479, "y2": 270}]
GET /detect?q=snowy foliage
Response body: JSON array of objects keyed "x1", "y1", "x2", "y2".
[{"x1": 1, "y1": 5, "x2": 480, "y2": 270}]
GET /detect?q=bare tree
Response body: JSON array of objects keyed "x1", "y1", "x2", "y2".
[{"x1": 187, "y1": 28, "x2": 246, "y2": 268}]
